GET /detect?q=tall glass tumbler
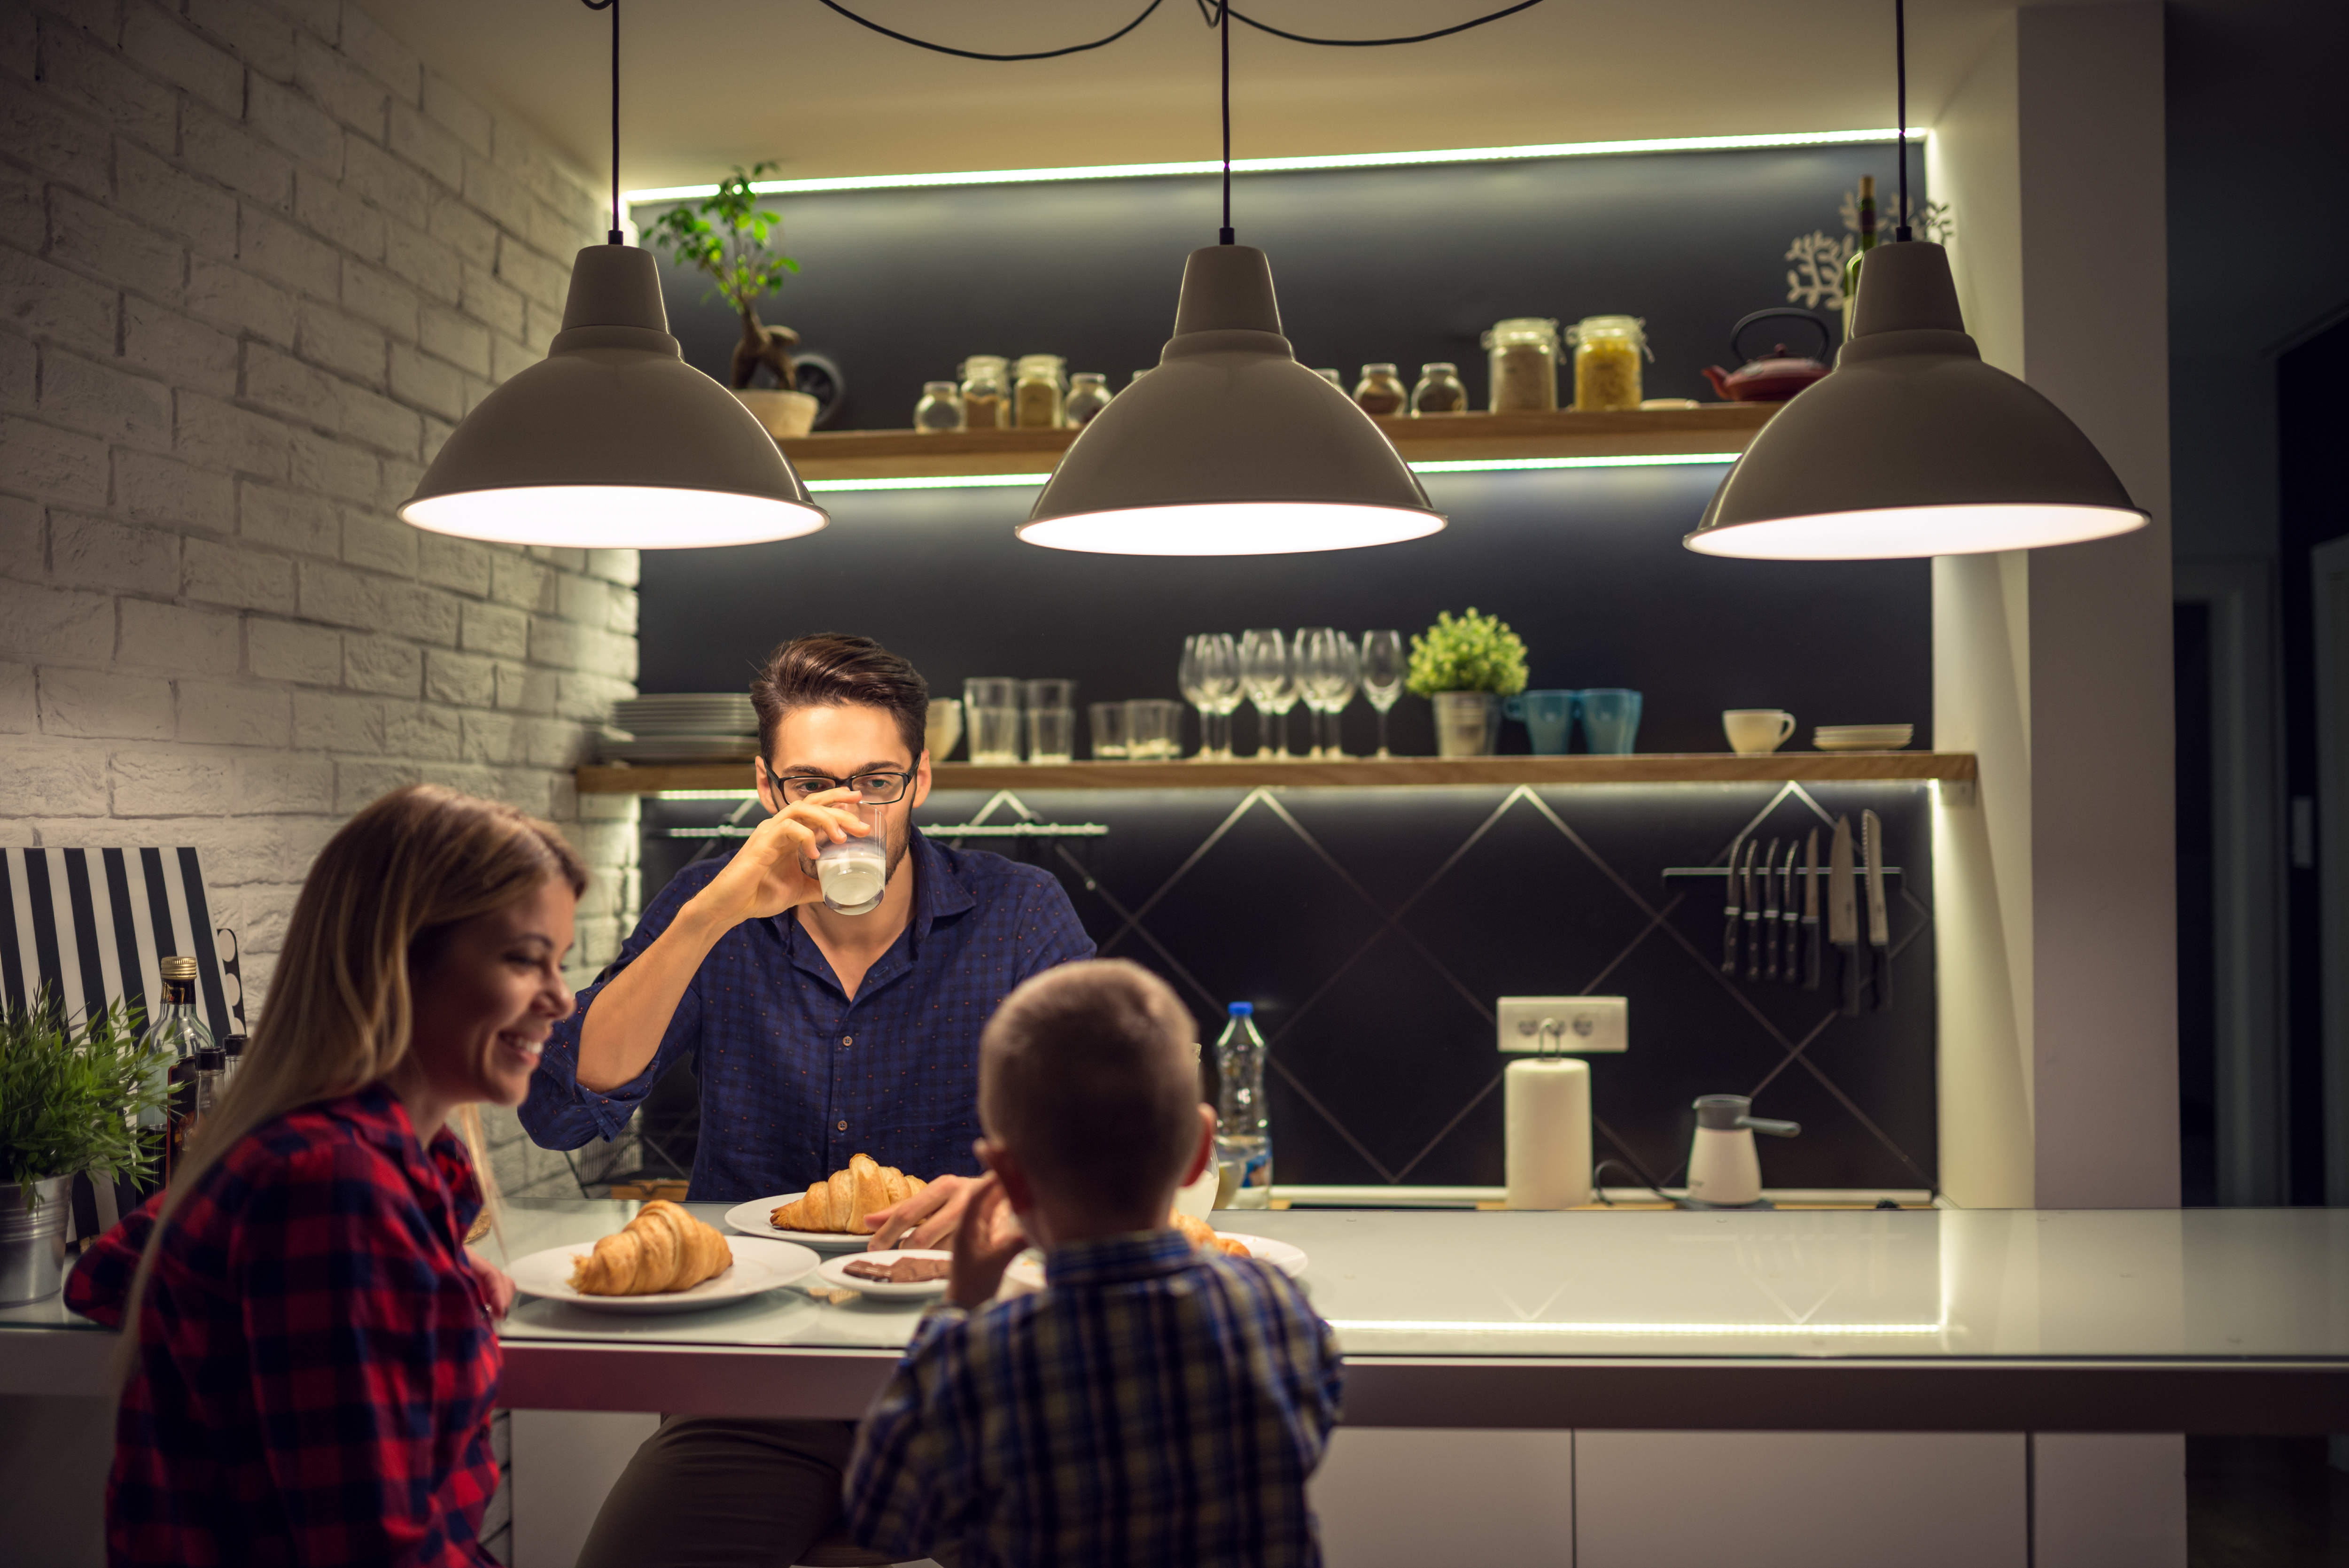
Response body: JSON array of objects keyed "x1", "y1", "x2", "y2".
[
  {"x1": 1089, "y1": 701, "x2": 1129, "y2": 760},
  {"x1": 964, "y1": 677, "x2": 1022, "y2": 764},
  {"x1": 1024, "y1": 678, "x2": 1076, "y2": 764},
  {"x1": 1125, "y1": 699, "x2": 1182, "y2": 760}
]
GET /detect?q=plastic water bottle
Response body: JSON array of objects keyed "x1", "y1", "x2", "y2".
[{"x1": 1213, "y1": 1002, "x2": 1273, "y2": 1208}]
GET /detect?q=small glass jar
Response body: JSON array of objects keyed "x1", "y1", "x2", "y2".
[
  {"x1": 1064, "y1": 372, "x2": 1112, "y2": 427},
  {"x1": 959, "y1": 355, "x2": 1009, "y2": 430},
  {"x1": 1482, "y1": 317, "x2": 1560, "y2": 412},
  {"x1": 1013, "y1": 353, "x2": 1067, "y2": 429},
  {"x1": 1353, "y1": 363, "x2": 1408, "y2": 416},
  {"x1": 913, "y1": 380, "x2": 963, "y2": 432},
  {"x1": 1409, "y1": 361, "x2": 1468, "y2": 415},
  {"x1": 1568, "y1": 315, "x2": 1649, "y2": 411}
]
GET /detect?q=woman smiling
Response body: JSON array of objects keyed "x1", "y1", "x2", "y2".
[{"x1": 66, "y1": 785, "x2": 585, "y2": 1567}]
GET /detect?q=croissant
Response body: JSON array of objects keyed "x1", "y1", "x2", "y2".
[
  {"x1": 569, "y1": 1200, "x2": 734, "y2": 1296},
  {"x1": 770, "y1": 1152, "x2": 929, "y2": 1234},
  {"x1": 1170, "y1": 1209, "x2": 1250, "y2": 1258}
]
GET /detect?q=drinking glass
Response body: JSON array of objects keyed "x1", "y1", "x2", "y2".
[
  {"x1": 1293, "y1": 628, "x2": 1335, "y2": 759},
  {"x1": 1023, "y1": 679, "x2": 1076, "y2": 764},
  {"x1": 964, "y1": 677, "x2": 1022, "y2": 764},
  {"x1": 1179, "y1": 634, "x2": 1241, "y2": 761},
  {"x1": 1089, "y1": 701, "x2": 1129, "y2": 760},
  {"x1": 1360, "y1": 631, "x2": 1405, "y2": 758},
  {"x1": 1317, "y1": 630, "x2": 1359, "y2": 758},
  {"x1": 1238, "y1": 629, "x2": 1296, "y2": 760},
  {"x1": 1125, "y1": 699, "x2": 1183, "y2": 760},
  {"x1": 816, "y1": 807, "x2": 889, "y2": 915}
]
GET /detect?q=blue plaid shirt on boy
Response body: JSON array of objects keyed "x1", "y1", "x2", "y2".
[{"x1": 844, "y1": 1229, "x2": 1344, "y2": 1568}]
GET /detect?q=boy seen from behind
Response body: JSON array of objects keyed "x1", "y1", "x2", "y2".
[{"x1": 843, "y1": 960, "x2": 1343, "y2": 1567}]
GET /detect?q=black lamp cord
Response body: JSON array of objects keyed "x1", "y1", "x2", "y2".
[
  {"x1": 1894, "y1": 0, "x2": 1912, "y2": 242},
  {"x1": 583, "y1": 0, "x2": 621, "y2": 242},
  {"x1": 1218, "y1": 0, "x2": 1233, "y2": 243}
]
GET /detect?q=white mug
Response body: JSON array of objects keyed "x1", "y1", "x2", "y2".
[{"x1": 1723, "y1": 709, "x2": 1797, "y2": 755}]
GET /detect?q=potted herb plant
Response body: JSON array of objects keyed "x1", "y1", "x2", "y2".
[
  {"x1": 1406, "y1": 608, "x2": 1530, "y2": 757},
  {"x1": 648, "y1": 162, "x2": 817, "y2": 438},
  {"x1": 1, "y1": 997, "x2": 167, "y2": 1304}
]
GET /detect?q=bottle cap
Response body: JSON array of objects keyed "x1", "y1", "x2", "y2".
[
  {"x1": 195, "y1": 1046, "x2": 225, "y2": 1071},
  {"x1": 159, "y1": 955, "x2": 198, "y2": 980},
  {"x1": 223, "y1": 1034, "x2": 248, "y2": 1058},
  {"x1": 1228, "y1": 1001, "x2": 1253, "y2": 1016}
]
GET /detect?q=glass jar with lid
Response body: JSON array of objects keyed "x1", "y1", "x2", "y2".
[
  {"x1": 1013, "y1": 354, "x2": 1067, "y2": 429},
  {"x1": 914, "y1": 380, "x2": 963, "y2": 432},
  {"x1": 1064, "y1": 372, "x2": 1112, "y2": 427},
  {"x1": 959, "y1": 355, "x2": 1009, "y2": 430},
  {"x1": 1352, "y1": 363, "x2": 1408, "y2": 416},
  {"x1": 1482, "y1": 318, "x2": 1560, "y2": 412},
  {"x1": 1567, "y1": 315, "x2": 1650, "y2": 411},
  {"x1": 1409, "y1": 362, "x2": 1468, "y2": 415}
]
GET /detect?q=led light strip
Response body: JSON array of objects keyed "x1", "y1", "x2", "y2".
[
  {"x1": 1327, "y1": 1319, "x2": 1944, "y2": 1337},
  {"x1": 804, "y1": 453, "x2": 1742, "y2": 494},
  {"x1": 626, "y1": 128, "x2": 1927, "y2": 203}
]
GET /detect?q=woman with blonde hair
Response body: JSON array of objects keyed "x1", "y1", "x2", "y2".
[{"x1": 67, "y1": 784, "x2": 585, "y2": 1567}]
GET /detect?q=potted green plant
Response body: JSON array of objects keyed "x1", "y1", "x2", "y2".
[
  {"x1": 648, "y1": 162, "x2": 817, "y2": 439},
  {"x1": 1406, "y1": 608, "x2": 1530, "y2": 757},
  {"x1": 1, "y1": 997, "x2": 168, "y2": 1304}
]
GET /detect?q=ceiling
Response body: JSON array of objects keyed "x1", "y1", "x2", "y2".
[{"x1": 363, "y1": 0, "x2": 2131, "y2": 193}]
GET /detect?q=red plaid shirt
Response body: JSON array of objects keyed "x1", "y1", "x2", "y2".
[{"x1": 66, "y1": 1083, "x2": 503, "y2": 1567}]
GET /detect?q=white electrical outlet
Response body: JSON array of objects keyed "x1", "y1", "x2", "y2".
[{"x1": 1497, "y1": 996, "x2": 1628, "y2": 1053}]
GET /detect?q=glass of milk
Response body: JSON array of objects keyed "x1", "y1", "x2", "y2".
[{"x1": 815, "y1": 807, "x2": 888, "y2": 915}]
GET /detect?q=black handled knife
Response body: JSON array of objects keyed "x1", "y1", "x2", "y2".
[
  {"x1": 1760, "y1": 837, "x2": 1781, "y2": 981},
  {"x1": 1781, "y1": 839, "x2": 1802, "y2": 986},
  {"x1": 1830, "y1": 815, "x2": 1860, "y2": 1016},
  {"x1": 1863, "y1": 809, "x2": 1892, "y2": 1011},
  {"x1": 1802, "y1": 829, "x2": 1822, "y2": 991},
  {"x1": 1742, "y1": 839, "x2": 1762, "y2": 981},
  {"x1": 1721, "y1": 832, "x2": 1744, "y2": 975}
]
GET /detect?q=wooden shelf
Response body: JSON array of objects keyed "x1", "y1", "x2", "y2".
[
  {"x1": 778, "y1": 404, "x2": 1781, "y2": 481},
  {"x1": 578, "y1": 753, "x2": 1974, "y2": 796}
]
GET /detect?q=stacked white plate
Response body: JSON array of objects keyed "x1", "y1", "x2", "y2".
[
  {"x1": 601, "y1": 694, "x2": 761, "y2": 763},
  {"x1": 1812, "y1": 724, "x2": 1914, "y2": 752}
]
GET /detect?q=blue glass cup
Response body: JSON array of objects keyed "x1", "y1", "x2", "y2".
[
  {"x1": 1503, "y1": 690, "x2": 1578, "y2": 755},
  {"x1": 1578, "y1": 689, "x2": 1643, "y2": 754}
]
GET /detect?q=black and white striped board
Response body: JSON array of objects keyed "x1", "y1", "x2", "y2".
[{"x1": 0, "y1": 846, "x2": 238, "y2": 1042}]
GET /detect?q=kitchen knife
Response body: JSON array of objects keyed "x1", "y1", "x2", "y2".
[
  {"x1": 1802, "y1": 829, "x2": 1822, "y2": 991},
  {"x1": 1829, "y1": 815, "x2": 1859, "y2": 1016},
  {"x1": 1781, "y1": 839, "x2": 1802, "y2": 986},
  {"x1": 1863, "y1": 809, "x2": 1892, "y2": 1011},
  {"x1": 1720, "y1": 832, "x2": 1744, "y2": 975},
  {"x1": 1742, "y1": 839, "x2": 1762, "y2": 980},
  {"x1": 1760, "y1": 837, "x2": 1781, "y2": 981}
]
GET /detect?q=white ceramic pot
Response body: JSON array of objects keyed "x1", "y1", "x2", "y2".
[
  {"x1": 1431, "y1": 691, "x2": 1499, "y2": 757},
  {"x1": 0, "y1": 1173, "x2": 75, "y2": 1306},
  {"x1": 733, "y1": 388, "x2": 819, "y2": 439}
]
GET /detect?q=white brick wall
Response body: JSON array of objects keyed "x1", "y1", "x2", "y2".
[{"x1": 0, "y1": 0, "x2": 644, "y2": 1196}]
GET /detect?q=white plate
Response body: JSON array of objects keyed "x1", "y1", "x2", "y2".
[
  {"x1": 1001, "y1": 1231, "x2": 1307, "y2": 1294},
  {"x1": 509, "y1": 1235, "x2": 818, "y2": 1313},
  {"x1": 723, "y1": 1195, "x2": 891, "y2": 1251},
  {"x1": 599, "y1": 735, "x2": 760, "y2": 762},
  {"x1": 1813, "y1": 725, "x2": 1913, "y2": 751},
  {"x1": 817, "y1": 1249, "x2": 954, "y2": 1299}
]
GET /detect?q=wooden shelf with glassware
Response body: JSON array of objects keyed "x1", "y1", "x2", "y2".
[
  {"x1": 576, "y1": 752, "x2": 1974, "y2": 795},
  {"x1": 776, "y1": 404, "x2": 1783, "y2": 481}
]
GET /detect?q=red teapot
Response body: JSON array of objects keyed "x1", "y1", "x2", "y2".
[{"x1": 1702, "y1": 309, "x2": 1834, "y2": 402}]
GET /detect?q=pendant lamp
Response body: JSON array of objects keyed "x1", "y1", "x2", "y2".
[
  {"x1": 1682, "y1": 0, "x2": 2146, "y2": 561},
  {"x1": 1017, "y1": 5, "x2": 1443, "y2": 556},
  {"x1": 398, "y1": 1, "x2": 825, "y2": 550}
]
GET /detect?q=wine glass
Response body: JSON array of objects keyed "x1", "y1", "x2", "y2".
[
  {"x1": 1293, "y1": 627, "x2": 1335, "y2": 759},
  {"x1": 1360, "y1": 630, "x2": 1405, "y2": 758},
  {"x1": 1318, "y1": 631, "x2": 1360, "y2": 758},
  {"x1": 1238, "y1": 628, "x2": 1296, "y2": 760},
  {"x1": 1180, "y1": 633, "x2": 1241, "y2": 759}
]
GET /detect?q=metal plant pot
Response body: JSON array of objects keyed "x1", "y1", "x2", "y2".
[
  {"x1": 1432, "y1": 691, "x2": 1499, "y2": 757},
  {"x1": 0, "y1": 1174, "x2": 76, "y2": 1306}
]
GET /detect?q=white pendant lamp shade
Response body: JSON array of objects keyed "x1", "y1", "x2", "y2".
[
  {"x1": 1684, "y1": 242, "x2": 2147, "y2": 560},
  {"x1": 399, "y1": 246, "x2": 827, "y2": 549},
  {"x1": 1019, "y1": 246, "x2": 1444, "y2": 555}
]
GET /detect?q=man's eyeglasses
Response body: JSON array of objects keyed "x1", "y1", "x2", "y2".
[{"x1": 761, "y1": 762, "x2": 917, "y2": 806}]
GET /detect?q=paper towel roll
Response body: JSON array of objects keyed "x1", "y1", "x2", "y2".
[{"x1": 1506, "y1": 1057, "x2": 1593, "y2": 1210}]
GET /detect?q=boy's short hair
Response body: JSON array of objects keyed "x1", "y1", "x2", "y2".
[
  {"x1": 979, "y1": 960, "x2": 1202, "y2": 1213},
  {"x1": 749, "y1": 633, "x2": 929, "y2": 764}
]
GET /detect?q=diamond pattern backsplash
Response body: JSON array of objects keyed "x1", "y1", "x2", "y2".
[{"x1": 642, "y1": 782, "x2": 1939, "y2": 1194}]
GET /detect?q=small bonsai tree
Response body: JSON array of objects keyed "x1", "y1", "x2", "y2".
[
  {"x1": 1406, "y1": 608, "x2": 1530, "y2": 697},
  {"x1": 650, "y1": 162, "x2": 803, "y2": 391}
]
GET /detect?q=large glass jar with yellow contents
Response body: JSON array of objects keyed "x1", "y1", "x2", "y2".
[{"x1": 1567, "y1": 316, "x2": 1649, "y2": 411}]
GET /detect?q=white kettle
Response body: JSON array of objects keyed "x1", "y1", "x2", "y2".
[{"x1": 1684, "y1": 1094, "x2": 1800, "y2": 1208}]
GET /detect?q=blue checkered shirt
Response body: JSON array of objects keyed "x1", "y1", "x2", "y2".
[
  {"x1": 519, "y1": 831, "x2": 1095, "y2": 1200},
  {"x1": 844, "y1": 1229, "x2": 1344, "y2": 1568}
]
